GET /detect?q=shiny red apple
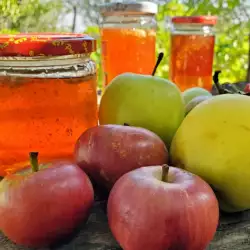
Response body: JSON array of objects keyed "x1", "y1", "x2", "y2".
[
  {"x1": 74, "y1": 124, "x2": 168, "y2": 190},
  {"x1": 108, "y1": 165, "x2": 219, "y2": 250},
  {"x1": 0, "y1": 152, "x2": 94, "y2": 248}
]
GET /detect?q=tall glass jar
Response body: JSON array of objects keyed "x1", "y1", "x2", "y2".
[
  {"x1": 99, "y1": 2, "x2": 158, "y2": 87},
  {"x1": 169, "y1": 16, "x2": 217, "y2": 91},
  {"x1": 0, "y1": 33, "x2": 98, "y2": 176}
]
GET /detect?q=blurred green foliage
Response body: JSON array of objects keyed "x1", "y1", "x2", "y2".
[
  {"x1": 156, "y1": 0, "x2": 250, "y2": 84},
  {"x1": 1, "y1": 0, "x2": 250, "y2": 87},
  {"x1": 84, "y1": 26, "x2": 103, "y2": 89},
  {"x1": 0, "y1": 0, "x2": 64, "y2": 33}
]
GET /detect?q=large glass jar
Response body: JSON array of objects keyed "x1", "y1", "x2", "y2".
[
  {"x1": 169, "y1": 16, "x2": 217, "y2": 91},
  {"x1": 0, "y1": 33, "x2": 98, "y2": 176},
  {"x1": 99, "y1": 2, "x2": 158, "y2": 87}
]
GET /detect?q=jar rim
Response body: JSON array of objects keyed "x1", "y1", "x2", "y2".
[
  {"x1": 0, "y1": 32, "x2": 96, "y2": 57},
  {"x1": 172, "y1": 16, "x2": 218, "y2": 25},
  {"x1": 99, "y1": 1, "x2": 158, "y2": 16},
  {"x1": 0, "y1": 55, "x2": 96, "y2": 79}
]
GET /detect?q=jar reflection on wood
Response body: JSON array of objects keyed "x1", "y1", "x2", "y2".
[
  {"x1": 169, "y1": 16, "x2": 218, "y2": 91},
  {"x1": 99, "y1": 2, "x2": 158, "y2": 87},
  {"x1": 0, "y1": 33, "x2": 98, "y2": 176}
]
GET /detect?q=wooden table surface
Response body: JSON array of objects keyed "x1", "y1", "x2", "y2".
[
  {"x1": 1, "y1": 82, "x2": 250, "y2": 249},
  {"x1": 1, "y1": 194, "x2": 250, "y2": 250}
]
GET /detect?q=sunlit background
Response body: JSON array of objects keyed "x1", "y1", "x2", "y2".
[{"x1": 1, "y1": 0, "x2": 250, "y2": 87}]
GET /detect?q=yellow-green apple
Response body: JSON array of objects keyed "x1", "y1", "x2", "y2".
[
  {"x1": 183, "y1": 87, "x2": 212, "y2": 105},
  {"x1": 170, "y1": 94, "x2": 250, "y2": 212},
  {"x1": 185, "y1": 95, "x2": 212, "y2": 115}
]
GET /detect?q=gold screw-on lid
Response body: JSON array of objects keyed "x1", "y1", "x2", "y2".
[{"x1": 100, "y1": 1, "x2": 158, "y2": 16}]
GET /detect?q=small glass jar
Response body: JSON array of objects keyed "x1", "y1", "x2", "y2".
[
  {"x1": 99, "y1": 2, "x2": 158, "y2": 87},
  {"x1": 0, "y1": 33, "x2": 98, "y2": 176},
  {"x1": 169, "y1": 16, "x2": 217, "y2": 91}
]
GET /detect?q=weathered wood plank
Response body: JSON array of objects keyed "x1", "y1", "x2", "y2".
[
  {"x1": 0, "y1": 200, "x2": 120, "y2": 250},
  {"x1": 1, "y1": 198, "x2": 250, "y2": 250}
]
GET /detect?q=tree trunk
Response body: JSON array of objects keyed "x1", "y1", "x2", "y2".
[{"x1": 72, "y1": 6, "x2": 77, "y2": 32}]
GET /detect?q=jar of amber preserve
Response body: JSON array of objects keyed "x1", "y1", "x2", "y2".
[
  {"x1": 169, "y1": 16, "x2": 217, "y2": 91},
  {"x1": 0, "y1": 33, "x2": 98, "y2": 176},
  {"x1": 99, "y1": 1, "x2": 158, "y2": 87}
]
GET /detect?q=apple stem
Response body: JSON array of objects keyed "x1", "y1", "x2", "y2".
[
  {"x1": 213, "y1": 70, "x2": 236, "y2": 95},
  {"x1": 213, "y1": 70, "x2": 249, "y2": 96},
  {"x1": 29, "y1": 152, "x2": 39, "y2": 172},
  {"x1": 161, "y1": 164, "x2": 169, "y2": 182},
  {"x1": 152, "y1": 52, "x2": 164, "y2": 76},
  {"x1": 213, "y1": 70, "x2": 225, "y2": 94}
]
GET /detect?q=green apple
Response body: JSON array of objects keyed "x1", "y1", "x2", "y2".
[
  {"x1": 182, "y1": 87, "x2": 212, "y2": 105},
  {"x1": 98, "y1": 73, "x2": 185, "y2": 147},
  {"x1": 185, "y1": 95, "x2": 212, "y2": 115}
]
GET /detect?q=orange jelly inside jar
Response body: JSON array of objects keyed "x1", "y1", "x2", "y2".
[
  {"x1": 100, "y1": 2, "x2": 158, "y2": 86},
  {"x1": 0, "y1": 33, "x2": 98, "y2": 176},
  {"x1": 101, "y1": 28, "x2": 156, "y2": 85},
  {"x1": 169, "y1": 16, "x2": 217, "y2": 91}
]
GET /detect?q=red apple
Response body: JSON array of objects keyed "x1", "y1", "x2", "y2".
[
  {"x1": 74, "y1": 124, "x2": 168, "y2": 190},
  {"x1": 0, "y1": 152, "x2": 94, "y2": 248},
  {"x1": 108, "y1": 165, "x2": 219, "y2": 250},
  {"x1": 244, "y1": 83, "x2": 250, "y2": 93}
]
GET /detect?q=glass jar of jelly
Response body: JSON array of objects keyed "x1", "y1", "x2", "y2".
[
  {"x1": 99, "y1": 1, "x2": 158, "y2": 87},
  {"x1": 169, "y1": 16, "x2": 217, "y2": 91},
  {"x1": 0, "y1": 33, "x2": 98, "y2": 176}
]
